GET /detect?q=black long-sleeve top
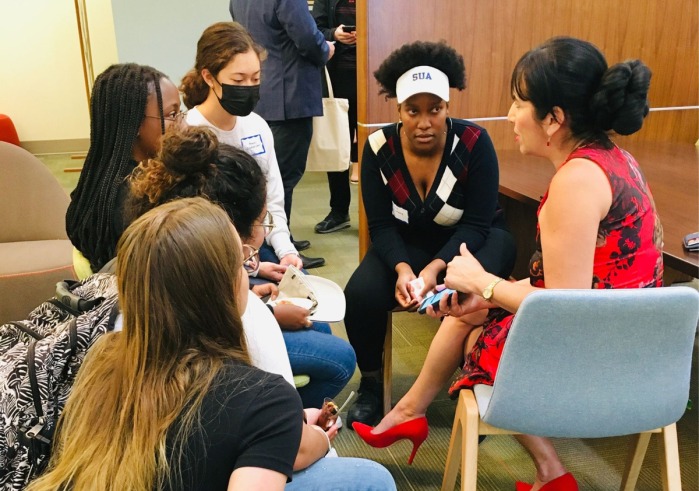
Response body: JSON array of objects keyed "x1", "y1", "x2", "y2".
[{"x1": 361, "y1": 118, "x2": 506, "y2": 270}]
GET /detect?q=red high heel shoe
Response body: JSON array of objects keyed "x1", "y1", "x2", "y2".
[
  {"x1": 515, "y1": 472, "x2": 578, "y2": 491},
  {"x1": 352, "y1": 417, "x2": 428, "y2": 465}
]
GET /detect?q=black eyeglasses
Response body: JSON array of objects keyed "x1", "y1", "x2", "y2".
[
  {"x1": 144, "y1": 110, "x2": 187, "y2": 123},
  {"x1": 242, "y1": 244, "x2": 260, "y2": 275}
]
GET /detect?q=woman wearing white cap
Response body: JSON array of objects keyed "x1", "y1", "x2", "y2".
[{"x1": 344, "y1": 41, "x2": 516, "y2": 438}]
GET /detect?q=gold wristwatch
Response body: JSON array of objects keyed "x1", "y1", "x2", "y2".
[{"x1": 482, "y1": 277, "x2": 504, "y2": 301}]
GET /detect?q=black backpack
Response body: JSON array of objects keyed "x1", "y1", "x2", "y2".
[{"x1": 0, "y1": 273, "x2": 119, "y2": 489}]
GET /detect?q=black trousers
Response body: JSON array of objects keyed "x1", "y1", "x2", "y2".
[
  {"x1": 325, "y1": 64, "x2": 357, "y2": 216},
  {"x1": 268, "y1": 117, "x2": 314, "y2": 225},
  {"x1": 344, "y1": 228, "x2": 517, "y2": 372}
]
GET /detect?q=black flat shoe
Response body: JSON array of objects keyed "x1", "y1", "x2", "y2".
[
  {"x1": 292, "y1": 239, "x2": 311, "y2": 251},
  {"x1": 299, "y1": 253, "x2": 325, "y2": 269},
  {"x1": 348, "y1": 377, "x2": 383, "y2": 427}
]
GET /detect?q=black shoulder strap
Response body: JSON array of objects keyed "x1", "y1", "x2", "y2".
[
  {"x1": 8, "y1": 322, "x2": 45, "y2": 341},
  {"x1": 26, "y1": 341, "x2": 44, "y2": 419}
]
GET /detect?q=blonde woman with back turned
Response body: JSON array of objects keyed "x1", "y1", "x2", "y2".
[{"x1": 28, "y1": 198, "x2": 302, "y2": 490}]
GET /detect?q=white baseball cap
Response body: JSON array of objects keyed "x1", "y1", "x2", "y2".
[{"x1": 396, "y1": 65, "x2": 450, "y2": 103}]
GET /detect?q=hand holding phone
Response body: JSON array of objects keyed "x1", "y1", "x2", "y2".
[
  {"x1": 341, "y1": 25, "x2": 356, "y2": 32},
  {"x1": 418, "y1": 288, "x2": 456, "y2": 314}
]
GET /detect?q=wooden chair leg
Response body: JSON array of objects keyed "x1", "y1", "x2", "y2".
[
  {"x1": 442, "y1": 389, "x2": 466, "y2": 491},
  {"x1": 659, "y1": 424, "x2": 682, "y2": 491},
  {"x1": 441, "y1": 390, "x2": 481, "y2": 491},
  {"x1": 461, "y1": 390, "x2": 480, "y2": 491},
  {"x1": 383, "y1": 312, "x2": 393, "y2": 415},
  {"x1": 620, "y1": 432, "x2": 651, "y2": 491}
]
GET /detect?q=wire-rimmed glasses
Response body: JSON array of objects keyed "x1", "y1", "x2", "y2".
[
  {"x1": 242, "y1": 244, "x2": 260, "y2": 275},
  {"x1": 144, "y1": 110, "x2": 188, "y2": 124},
  {"x1": 255, "y1": 211, "x2": 276, "y2": 237}
]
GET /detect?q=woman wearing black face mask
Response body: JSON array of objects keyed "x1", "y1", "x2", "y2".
[{"x1": 182, "y1": 22, "x2": 309, "y2": 277}]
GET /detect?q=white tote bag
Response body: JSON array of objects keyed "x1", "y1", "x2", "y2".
[{"x1": 306, "y1": 68, "x2": 351, "y2": 172}]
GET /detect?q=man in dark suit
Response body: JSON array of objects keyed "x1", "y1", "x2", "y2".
[{"x1": 230, "y1": 0, "x2": 335, "y2": 268}]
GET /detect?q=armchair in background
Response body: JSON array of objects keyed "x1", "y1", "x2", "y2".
[{"x1": 0, "y1": 142, "x2": 76, "y2": 324}]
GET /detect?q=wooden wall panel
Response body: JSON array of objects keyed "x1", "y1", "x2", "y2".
[
  {"x1": 356, "y1": 0, "x2": 371, "y2": 256},
  {"x1": 472, "y1": 110, "x2": 699, "y2": 152},
  {"x1": 359, "y1": 0, "x2": 698, "y2": 148}
]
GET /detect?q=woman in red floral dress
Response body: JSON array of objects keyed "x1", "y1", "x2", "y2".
[{"x1": 355, "y1": 37, "x2": 663, "y2": 490}]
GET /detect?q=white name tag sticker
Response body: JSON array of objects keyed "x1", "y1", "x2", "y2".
[
  {"x1": 241, "y1": 134, "x2": 266, "y2": 156},
  {"x1": 392, "y1": 202, "x2": 409, "y2": 224}
]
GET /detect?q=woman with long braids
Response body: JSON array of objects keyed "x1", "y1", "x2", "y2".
[{"x1": 66, "y1": 63, "x2": 183, "y2": 272}]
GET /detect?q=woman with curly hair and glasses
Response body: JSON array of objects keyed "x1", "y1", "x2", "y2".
[
  {"x1": 125, "y1": 126, "x2": 356, "y2": 410},
  {"x1": 31, "y1": 197, "x2": 395, "y2": 491}
]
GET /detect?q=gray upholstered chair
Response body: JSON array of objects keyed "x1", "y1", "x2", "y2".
[
  {"x1": 0, "y1": 142, "x2": 75, "y2": 324},
  {"x1": 442, "y1": 287, "x2": 699, "y2": 491}
]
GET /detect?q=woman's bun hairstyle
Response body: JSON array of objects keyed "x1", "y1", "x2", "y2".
[
  {"x1": 373, "y1": 40, "x2": 466, "y2": 99},
  {"x1": 159, "y1": 126, "x2": 218, "y2": 175},
  {"x1": 511, "y1": 37, "x2": 652, "y2": 146},
  {"x1": 590, "y1": 60, "x2": 651, "y2": 136},
  {"x1": 126, "y1": 126, "x2": 266, "y2": 240},
  {"x1": 180, "y1": 68, "x2": 210, "y2": 110},
  {"x1": 128, "y1": 127, "x2": 218, "y2": 214}
]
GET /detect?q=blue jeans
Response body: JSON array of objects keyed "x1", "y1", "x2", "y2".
[
  {"x1": 257, "y1": 243, "x2": 356, "y2": 407},
  {"x1": 258, "y1": 241, "x2": 282, "y2": 265},
  {"x1": 286, "y1": 457, "x2": 396, "y2": 490},
  {"x1": 283, "y1": 322, "x2": 356, "y2": 408}
]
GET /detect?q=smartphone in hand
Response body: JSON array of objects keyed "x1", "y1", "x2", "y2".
[
  {"x1": 417, "y1": 288, "x2": 456, "y2": 315},
  {"x1": 341, "y1": 25, "x2": 356, "y2": 32}
]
